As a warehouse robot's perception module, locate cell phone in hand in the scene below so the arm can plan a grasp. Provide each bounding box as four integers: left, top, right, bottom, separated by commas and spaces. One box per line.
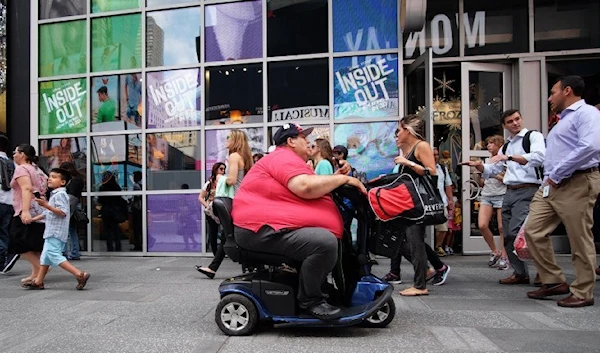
33, 191, 41, 199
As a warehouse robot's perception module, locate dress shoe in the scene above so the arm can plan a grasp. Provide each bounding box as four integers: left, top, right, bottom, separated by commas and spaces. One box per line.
595, 267, 600, 277
499, 275, 530, 285
533, 273, 542, 287
306, 302, 342, 321
557, 294, 594, 308
527, 282, 569, 299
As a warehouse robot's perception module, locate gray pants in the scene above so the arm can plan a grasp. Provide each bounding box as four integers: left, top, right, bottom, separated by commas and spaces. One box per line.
234, 226, 338, 308
502, 186, 538, 277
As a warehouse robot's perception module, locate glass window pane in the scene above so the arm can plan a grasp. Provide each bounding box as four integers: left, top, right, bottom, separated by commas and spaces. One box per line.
147, 194, 202, 252
403, 0, 459, 59
39, 137, 88, 190
267, 0, 328, 56
333, 122, 397, 180
39, 21, 87, 77
467, 71, 504, 149
147, 0, 199, 7
146, 68, 202, 129
463, 0, 529, 56
534, 0, 600, 52
90, 134, 142, 191
77, 197, 90, 252
205, 0, 262, 62
268, 124, 330, 146
91, 14, 142, 72
334, 55, 399, 120
333, 0, 398, 52
146, 7, 201, 68
91, 74, 143, 132
146, 132, 202, 190
92, 0, 140, 13
268, 59, 329, 122
40, 0, 87, 20
205, 64, 263, 126
91, 192, 143, 252
205, 128, 264, 174
39, 79, 87, 135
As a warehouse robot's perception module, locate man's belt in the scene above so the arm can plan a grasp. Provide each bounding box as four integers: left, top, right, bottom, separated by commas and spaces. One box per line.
572, 167, 599, 176
506, 183, 540, 190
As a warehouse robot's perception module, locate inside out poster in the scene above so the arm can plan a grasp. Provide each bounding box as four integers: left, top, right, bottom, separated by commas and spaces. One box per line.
334, 55, 399, 120
39, 79, 87, 135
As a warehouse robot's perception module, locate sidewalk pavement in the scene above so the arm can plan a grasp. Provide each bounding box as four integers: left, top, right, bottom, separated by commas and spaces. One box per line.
1, 255, 599, 353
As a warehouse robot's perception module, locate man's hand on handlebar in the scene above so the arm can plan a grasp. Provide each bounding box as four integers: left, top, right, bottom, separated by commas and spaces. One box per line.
335, 159, 351, 175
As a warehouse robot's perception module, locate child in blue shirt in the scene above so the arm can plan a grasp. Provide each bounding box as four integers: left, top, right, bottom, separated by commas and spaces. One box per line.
26, 168, 90, 290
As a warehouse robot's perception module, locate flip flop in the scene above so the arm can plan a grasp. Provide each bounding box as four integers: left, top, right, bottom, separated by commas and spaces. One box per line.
399, 287, 429, 296
194, 265, 216, 279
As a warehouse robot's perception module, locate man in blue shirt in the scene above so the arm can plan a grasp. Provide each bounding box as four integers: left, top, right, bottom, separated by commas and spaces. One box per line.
525, 76, 600, 308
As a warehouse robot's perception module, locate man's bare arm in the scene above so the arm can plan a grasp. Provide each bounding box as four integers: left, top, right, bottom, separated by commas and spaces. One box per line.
287, 174, 366, 200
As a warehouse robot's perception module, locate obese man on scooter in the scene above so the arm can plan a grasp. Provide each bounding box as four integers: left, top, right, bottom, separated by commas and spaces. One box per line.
231, 123, 366, 321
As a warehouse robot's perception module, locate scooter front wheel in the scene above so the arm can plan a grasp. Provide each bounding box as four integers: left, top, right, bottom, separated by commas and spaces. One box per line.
362, 298, 396, 328
216, 294, 258, 336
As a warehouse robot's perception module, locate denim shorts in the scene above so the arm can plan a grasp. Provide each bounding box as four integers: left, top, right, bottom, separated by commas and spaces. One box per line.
481, 195, 504, 208
40, 237, 67, 267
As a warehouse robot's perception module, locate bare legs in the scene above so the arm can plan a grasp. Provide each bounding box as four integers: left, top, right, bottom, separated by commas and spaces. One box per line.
20, 251, 41, 281
478, 204, 506, 257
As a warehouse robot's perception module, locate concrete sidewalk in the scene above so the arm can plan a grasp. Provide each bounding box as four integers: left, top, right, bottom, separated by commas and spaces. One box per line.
1, 255, 599, 353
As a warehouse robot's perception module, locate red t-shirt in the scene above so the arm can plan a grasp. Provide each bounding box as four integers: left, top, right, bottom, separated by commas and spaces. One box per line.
232, 147, 344, 238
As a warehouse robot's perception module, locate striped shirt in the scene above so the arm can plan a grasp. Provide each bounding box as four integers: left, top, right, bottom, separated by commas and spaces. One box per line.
43, 187, 70, 242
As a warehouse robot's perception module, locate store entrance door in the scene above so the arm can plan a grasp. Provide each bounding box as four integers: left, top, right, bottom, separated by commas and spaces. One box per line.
460, 63, 512, 254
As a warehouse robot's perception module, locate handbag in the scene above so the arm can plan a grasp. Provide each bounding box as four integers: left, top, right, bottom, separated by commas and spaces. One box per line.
215, 176, 235, 198
417, 169, 447, 226
514, 215, 531, 261
72, 209, 90, 225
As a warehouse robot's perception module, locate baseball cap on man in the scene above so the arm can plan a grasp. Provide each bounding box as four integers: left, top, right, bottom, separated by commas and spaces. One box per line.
273, 123, 314, 146
332, 145, 348, 159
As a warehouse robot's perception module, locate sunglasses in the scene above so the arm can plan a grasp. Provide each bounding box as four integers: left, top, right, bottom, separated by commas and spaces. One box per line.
309, 144, 316, 149
218, 167, 226, 170
226, 135, 231, 140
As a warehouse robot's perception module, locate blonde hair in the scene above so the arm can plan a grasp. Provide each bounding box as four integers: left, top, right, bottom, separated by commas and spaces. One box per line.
400, 114, 425, 140
228, 130, 254, 174
485, 135, 505, 147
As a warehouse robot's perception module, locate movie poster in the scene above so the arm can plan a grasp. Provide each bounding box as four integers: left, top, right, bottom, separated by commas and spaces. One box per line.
91, 14, 141, 72
146, 68, 202, 128
39, 138, 88, 182
39, 20, 87, 77
205, 128, 263, 174
39, 79, 87, 135
334, 55, 399, 120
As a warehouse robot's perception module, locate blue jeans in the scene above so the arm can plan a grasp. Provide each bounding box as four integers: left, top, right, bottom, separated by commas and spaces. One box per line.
63, 222, 80, 258
0, 203, 14, 262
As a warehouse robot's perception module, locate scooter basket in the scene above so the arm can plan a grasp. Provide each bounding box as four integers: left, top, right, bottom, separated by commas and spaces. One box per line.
368, 219, 406, 258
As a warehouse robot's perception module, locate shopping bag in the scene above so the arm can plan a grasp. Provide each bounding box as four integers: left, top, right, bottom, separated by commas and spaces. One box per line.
514, 215, 531, 261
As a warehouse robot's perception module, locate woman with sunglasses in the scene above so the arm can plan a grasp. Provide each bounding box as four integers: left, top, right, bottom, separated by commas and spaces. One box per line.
196, 130, 253, 278
198, 162, 226, 258
311, 138, 336, 176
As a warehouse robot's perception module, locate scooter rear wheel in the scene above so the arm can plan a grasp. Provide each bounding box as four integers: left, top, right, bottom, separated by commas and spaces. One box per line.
216, 294, 258, 336
362, 298, 396, 328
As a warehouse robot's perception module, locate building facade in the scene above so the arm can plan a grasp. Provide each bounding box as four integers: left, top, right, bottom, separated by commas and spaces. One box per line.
29, 0, 600, 256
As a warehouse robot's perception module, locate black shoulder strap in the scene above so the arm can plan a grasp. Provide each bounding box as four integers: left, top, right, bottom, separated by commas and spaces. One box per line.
523, 130, 535, 154
501, 143, 508, 155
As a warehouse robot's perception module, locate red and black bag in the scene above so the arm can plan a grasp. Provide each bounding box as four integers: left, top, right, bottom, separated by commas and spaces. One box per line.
367, 173, 424, 222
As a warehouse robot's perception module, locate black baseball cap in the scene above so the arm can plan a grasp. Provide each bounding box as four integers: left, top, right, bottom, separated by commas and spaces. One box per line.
273, 123, 314, 146
332, 145, 348, 159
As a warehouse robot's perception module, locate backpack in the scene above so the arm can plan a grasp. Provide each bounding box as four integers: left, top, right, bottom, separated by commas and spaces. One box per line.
0, 157, 15, 191
501, 130, 545, 180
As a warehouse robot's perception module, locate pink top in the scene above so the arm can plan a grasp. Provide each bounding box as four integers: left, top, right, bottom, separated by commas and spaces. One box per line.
11, 163, 48, 216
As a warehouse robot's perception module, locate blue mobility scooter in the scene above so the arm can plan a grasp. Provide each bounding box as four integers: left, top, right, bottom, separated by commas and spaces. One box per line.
212, 186, 395, 336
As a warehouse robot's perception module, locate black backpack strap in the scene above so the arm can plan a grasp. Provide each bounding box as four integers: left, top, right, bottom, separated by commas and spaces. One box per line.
501, 143, 508, 155
523, 130, 534, 154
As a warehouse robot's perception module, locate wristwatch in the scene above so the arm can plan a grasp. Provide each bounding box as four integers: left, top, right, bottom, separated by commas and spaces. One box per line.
507, 155, 514, 161
409, 162, 416, 168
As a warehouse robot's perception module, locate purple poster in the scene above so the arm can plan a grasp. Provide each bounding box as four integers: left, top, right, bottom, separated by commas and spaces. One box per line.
146, 68, 201, 129
205, 0, 262, 62
147, 194, 202, 252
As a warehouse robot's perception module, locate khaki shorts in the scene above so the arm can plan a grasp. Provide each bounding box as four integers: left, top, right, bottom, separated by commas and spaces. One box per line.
434, 208, 449, 232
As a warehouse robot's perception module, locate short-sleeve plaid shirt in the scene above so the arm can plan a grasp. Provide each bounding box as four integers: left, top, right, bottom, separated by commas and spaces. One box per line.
43, 187, 70, 242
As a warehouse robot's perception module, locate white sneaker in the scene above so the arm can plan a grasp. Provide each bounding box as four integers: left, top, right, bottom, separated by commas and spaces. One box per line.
497, 257, 509, 270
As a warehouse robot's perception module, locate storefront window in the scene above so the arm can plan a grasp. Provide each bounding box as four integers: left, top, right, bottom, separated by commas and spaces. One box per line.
205, 128, 264, 175
332, 0, 397, 53
146, 7, 201, 68
268, 59, 329, 122
146, 132, 202, 190
267, 0, 328, 57
146, 68, 201, 128
40, 0, 86, 20
39, 79, 87, 135
268, 125, 330, 146
90, 134, 142, 191
403, 0, 459, 59
92, 0, 140, 13
39, 20, 87, 77
333, 122, 397, 180
91, 73, 142, 132
39, 137, 88, 189
463, 0, 529, 56
147, 194, 202, 252
205, 64, 263, 125
534, 0, 600, 52
205, 0, 262, 62
147, 0, 199, 7
91, 193, 143, 252
91, 14, 142, 72
333, 55, 399, 120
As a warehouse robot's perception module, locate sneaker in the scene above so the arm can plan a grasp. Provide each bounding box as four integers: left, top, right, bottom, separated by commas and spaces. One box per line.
382, 272, 402, 284
1, 254, 20, 274
436, 246, 447, 257
488, 252, 501, 267
497, 257, 509, 270
444, 246, 454, 255
432, 265, 450, 286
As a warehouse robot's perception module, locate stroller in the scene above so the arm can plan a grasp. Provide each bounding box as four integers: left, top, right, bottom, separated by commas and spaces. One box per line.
212, 185, 396, 336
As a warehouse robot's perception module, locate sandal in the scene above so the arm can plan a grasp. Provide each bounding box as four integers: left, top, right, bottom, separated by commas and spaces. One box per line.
20, 277, 34, 288
194, 265, 216, 279
24, 280, 44, 290
399, 287, 429, 296
76, 272, 90, 290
